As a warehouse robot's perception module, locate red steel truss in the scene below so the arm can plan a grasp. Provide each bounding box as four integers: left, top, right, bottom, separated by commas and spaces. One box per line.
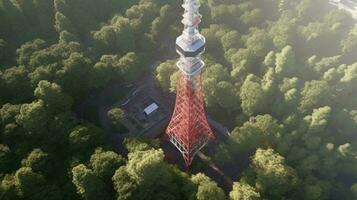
166, 73, 215, 167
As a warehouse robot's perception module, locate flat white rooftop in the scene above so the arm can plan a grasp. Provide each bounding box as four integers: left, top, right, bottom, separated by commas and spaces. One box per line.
144, 103, 159, 115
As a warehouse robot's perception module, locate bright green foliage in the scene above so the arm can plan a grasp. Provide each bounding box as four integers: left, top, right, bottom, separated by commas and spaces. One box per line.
0, 103, 20, 126
230, 115, 282, 153
312, 56, 341, 74
123, 138, 160, 153
112, 166, 137, 200
221, 31, 241, 51
299, 80, 331, 114
279, 77, 299, 93
21, 149, 52, 176
203, 62, 238, 110
126, 148, 164, 180
229, 182, 260, 200
113, 147, 195, 200
214, 81, 237, 109
275, 46, 296, 77
252, 148, 298, 197
14, 167, 60, 200
240, 75, 266, 115
169, 70, 180, 93
57, 52, 92, 97
89, 148, 125, 181
269, 18, 297, 49
341, 63, 357, 82
203, 63, 233, 109
1, 174, 18, 199
191, 173, 226, 200
263, 51, 276, 68
244, 28, 271, 59
54, 12, 75, 33
337, 143, 354, 157
72, 164, 111, 200
34, 80, 73, 113
303, 106, 331, 134
15, 39, 47, 67
107, 108, 125, 132
16, 100, 47, 134
155, 60, 177, 92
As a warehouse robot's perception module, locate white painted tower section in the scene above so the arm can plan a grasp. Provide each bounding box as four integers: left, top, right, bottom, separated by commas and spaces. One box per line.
176, 0, 206, 79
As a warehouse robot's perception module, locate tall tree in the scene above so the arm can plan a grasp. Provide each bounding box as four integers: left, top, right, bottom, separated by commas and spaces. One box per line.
240, 74, 266, 116
54, 12, 75, 33
72, 164, 111, 200
229, 181, 260, 200
275, 45, 296, 77
252, 148, 298, 197
16, 100, 48, 135
299, 80, 331, 114
191, 173, 226, 200
155, 60, 177, 92
89, 148, 125, 181
21, 148, 53, 176
34, 80, 73, 113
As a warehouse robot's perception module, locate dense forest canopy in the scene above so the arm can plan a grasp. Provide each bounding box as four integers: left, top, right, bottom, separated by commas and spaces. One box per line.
0, 0, 356, 199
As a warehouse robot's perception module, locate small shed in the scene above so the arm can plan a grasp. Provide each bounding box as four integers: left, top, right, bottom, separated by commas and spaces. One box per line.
144, 103, 159, 115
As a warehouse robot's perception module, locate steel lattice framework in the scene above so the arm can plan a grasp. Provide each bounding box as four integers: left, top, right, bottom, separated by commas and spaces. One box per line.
166, 0, 214, 167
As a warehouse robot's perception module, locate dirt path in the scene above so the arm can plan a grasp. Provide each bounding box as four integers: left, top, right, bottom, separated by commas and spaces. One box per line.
198, 152, 233, 189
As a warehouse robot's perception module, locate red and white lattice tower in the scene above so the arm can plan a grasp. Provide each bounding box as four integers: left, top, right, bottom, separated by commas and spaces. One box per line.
166, 0, 214, 167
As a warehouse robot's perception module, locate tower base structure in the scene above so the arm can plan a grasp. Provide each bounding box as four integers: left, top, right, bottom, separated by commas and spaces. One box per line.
166, 73, 214, 167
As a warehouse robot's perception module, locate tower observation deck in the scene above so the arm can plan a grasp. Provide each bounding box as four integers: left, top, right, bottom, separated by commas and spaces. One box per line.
166, 0, 215, 167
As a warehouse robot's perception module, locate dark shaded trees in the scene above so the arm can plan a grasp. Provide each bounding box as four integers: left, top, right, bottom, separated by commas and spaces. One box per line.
0, 144, 13, 172
34, 80, 73, 113
68, 124, 105, 157
93, 16, 135, 54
